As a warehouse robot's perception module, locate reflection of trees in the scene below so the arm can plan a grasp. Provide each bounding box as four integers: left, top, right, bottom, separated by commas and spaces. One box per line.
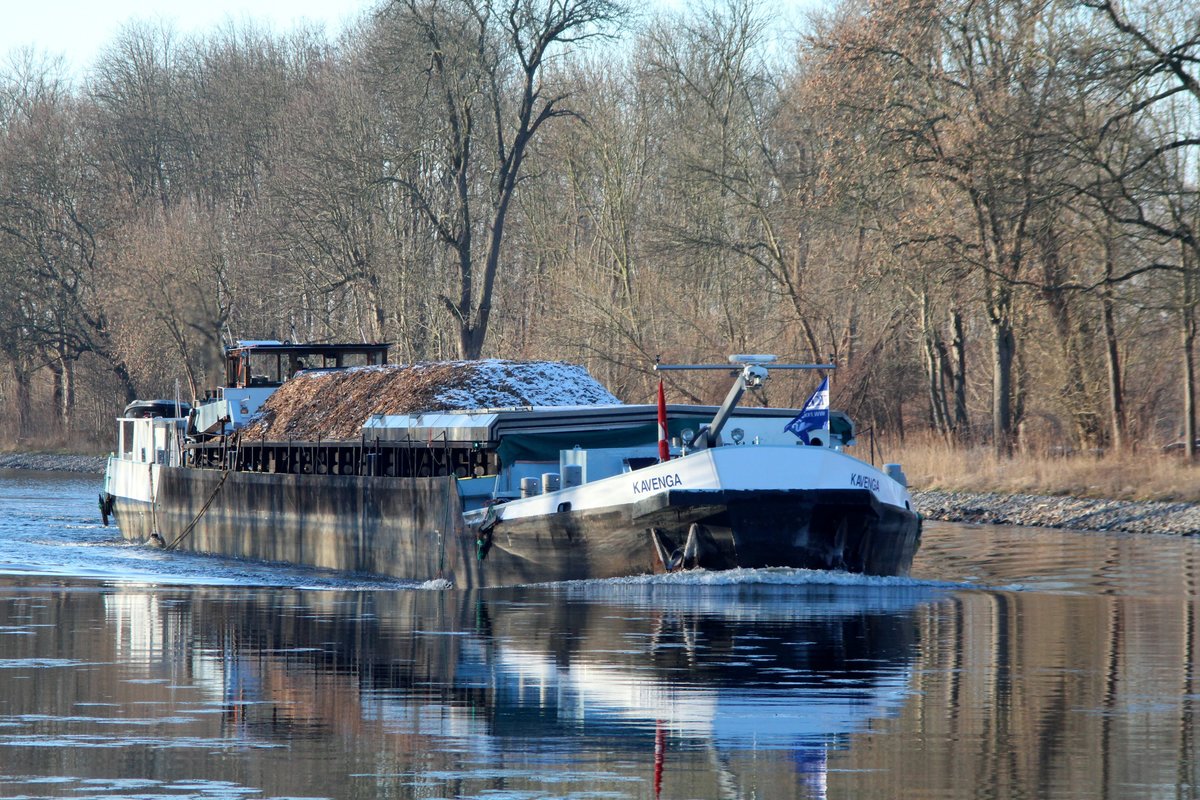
834, 569, 1200, 796
12, 562, 1198, 800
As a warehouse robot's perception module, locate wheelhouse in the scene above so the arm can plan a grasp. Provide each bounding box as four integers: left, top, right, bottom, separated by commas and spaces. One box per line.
224, 341, 390, 388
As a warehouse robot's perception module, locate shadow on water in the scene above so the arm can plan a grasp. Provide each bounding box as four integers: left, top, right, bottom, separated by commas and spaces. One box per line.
0, 580, 937, 799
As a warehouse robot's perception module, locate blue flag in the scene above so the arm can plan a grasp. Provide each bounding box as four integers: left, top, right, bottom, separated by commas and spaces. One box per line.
784, 377, 829, 444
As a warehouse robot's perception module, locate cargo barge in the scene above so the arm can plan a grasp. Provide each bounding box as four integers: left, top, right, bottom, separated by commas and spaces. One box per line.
101, 342, 920, 587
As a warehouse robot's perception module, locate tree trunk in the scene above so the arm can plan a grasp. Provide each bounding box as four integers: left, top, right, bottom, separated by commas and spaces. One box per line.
920, 291, 950, 436
1102, 302, 1125, 452
989, 287, 1016, 456
456, 321, 476, 361
950, 307, 968, 437
11, 363, 33, 442
1100, 237, 1126, 450
991, 318, 1015, 456
1041, 230, 1100, 447
1183, 305, 1197, 464
63, 356, 75, 433
1182, 238, 1197, 463
46, 352, 77, 435
113, 361, 139, 405
924, 336, 949, 434
50, 358, 65, 435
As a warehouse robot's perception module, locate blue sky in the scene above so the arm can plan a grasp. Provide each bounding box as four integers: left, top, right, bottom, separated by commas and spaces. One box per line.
0, 0, 379, 76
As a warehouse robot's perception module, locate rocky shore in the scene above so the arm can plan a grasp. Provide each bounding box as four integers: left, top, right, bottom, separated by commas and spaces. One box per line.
913, 490, 1200, 537
0, 452, 108, 473
2, 453, 1197, 536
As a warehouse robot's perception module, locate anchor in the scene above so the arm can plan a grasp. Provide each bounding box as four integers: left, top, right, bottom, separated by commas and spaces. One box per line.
651, 523, 706, 572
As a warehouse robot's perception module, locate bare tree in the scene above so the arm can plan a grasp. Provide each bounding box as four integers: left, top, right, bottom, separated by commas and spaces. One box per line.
374, 0, 628, 359
1079, 0, 1200, 460
642, 2, 832, 366
0, 50, 139, 424
816, 0, 1080, 454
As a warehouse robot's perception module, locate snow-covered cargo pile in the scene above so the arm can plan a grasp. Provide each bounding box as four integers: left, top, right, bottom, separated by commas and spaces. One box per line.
241, 360, 621, 441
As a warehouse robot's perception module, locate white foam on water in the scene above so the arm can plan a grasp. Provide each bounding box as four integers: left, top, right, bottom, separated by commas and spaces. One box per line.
503, 567, 965, 620
525, 566, 959, 590
0, 658, 102, 669
418, 578, 453, 591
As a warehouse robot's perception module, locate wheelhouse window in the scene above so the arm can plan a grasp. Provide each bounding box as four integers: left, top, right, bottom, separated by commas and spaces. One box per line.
223, 343, 391, 388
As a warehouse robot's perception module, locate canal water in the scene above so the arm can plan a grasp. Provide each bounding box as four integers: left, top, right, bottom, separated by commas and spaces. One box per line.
0, 469, 1196, 800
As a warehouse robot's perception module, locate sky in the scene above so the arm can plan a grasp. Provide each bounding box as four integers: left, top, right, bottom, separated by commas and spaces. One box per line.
2, 0, 823, 82
0, 0, 379, 77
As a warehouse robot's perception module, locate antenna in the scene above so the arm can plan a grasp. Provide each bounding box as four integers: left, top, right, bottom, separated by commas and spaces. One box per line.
654, 354, 836, 372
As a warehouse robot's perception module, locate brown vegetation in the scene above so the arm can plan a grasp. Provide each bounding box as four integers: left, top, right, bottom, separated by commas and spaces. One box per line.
898, 434, 1200, 503
0, 0, 1197, 491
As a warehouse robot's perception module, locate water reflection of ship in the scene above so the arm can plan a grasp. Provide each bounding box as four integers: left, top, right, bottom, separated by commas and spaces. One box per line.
471, 587, 924, 741
105, 583, 933, 797
470, 586, 929, 798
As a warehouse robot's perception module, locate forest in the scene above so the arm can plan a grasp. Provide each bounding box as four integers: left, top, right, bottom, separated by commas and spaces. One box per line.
0, 0, 1197, 466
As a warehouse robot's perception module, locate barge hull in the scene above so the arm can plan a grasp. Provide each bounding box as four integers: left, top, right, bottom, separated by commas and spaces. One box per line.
110, 465, 919, 588
477, 488, 921, 584
112, 464, 474, 584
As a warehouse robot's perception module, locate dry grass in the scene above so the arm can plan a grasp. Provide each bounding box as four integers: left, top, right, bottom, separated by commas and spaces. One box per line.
889, 433, 1200, 502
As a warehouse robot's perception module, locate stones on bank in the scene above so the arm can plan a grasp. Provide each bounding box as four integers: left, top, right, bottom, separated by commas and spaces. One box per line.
0, 453, 107, 473
913, 490, 1200, 537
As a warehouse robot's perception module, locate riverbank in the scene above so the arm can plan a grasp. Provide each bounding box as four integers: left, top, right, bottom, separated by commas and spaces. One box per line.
912, 490, 1200, 537
0, 452, 108, 473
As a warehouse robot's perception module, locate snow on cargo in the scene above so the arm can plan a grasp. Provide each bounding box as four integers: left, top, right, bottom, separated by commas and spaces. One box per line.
436, 360, 620, 409
241, 360, 620, 441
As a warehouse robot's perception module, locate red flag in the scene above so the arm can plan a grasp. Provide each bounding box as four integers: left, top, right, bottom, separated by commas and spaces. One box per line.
654, 720, 666, 798
657, 379, 670, 462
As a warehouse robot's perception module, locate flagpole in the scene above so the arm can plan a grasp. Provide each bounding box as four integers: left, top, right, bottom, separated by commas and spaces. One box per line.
826, 353, 835, 418
784, 376, 830, 445
657, 379, 670, 462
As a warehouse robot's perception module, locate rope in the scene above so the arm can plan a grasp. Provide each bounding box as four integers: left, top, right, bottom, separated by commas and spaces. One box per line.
439, 476, 452, 573
149, 463, 158, 534
165, 469, 232, 551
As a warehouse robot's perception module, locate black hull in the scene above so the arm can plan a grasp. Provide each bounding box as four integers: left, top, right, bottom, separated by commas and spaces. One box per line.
479, 488, 921, 581
111, 467, 921, 588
